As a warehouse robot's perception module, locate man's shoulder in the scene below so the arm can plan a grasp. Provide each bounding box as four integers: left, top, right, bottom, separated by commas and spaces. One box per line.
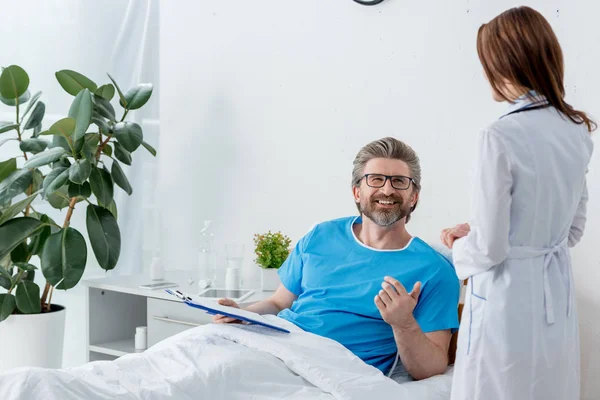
410, 238, 457, 278
308, 216, 356, 234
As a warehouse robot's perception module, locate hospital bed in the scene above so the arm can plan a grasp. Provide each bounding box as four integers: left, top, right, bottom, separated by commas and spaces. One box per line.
0, 250, 462, 399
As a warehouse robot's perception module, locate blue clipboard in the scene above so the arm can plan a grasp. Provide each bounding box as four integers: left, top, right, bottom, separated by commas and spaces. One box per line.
165, 289, 290, 334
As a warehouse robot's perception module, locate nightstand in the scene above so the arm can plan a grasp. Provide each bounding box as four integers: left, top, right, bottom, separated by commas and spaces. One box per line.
84, 272, 272, 361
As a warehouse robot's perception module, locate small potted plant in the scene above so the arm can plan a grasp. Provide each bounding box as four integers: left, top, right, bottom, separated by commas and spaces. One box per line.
253, 231, 291, 291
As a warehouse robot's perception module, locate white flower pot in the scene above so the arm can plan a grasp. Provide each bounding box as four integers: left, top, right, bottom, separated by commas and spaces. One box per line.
0, 304, 66, 373
260, 268, 281, 291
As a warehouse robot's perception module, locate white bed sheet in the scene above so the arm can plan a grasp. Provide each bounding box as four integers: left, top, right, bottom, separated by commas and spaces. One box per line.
0, 316, 453, 399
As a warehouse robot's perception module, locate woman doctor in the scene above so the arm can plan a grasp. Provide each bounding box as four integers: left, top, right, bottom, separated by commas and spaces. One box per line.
441, 6, 595, 400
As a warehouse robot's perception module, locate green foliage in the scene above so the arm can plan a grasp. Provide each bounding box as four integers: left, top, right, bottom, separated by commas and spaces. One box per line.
0, 65, 155, 320
253, 231, 292, 269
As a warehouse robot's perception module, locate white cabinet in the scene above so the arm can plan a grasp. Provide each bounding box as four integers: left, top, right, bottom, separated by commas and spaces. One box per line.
147, 298, 213, 346
84, 272, 270, 362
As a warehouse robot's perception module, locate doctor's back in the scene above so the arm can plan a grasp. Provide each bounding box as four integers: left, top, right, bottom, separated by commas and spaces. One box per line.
492, 103, 592, 248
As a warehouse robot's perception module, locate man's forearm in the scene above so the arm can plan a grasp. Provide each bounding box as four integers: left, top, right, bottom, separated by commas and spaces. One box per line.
244, 299, 285, 315
392, 317, 448, 380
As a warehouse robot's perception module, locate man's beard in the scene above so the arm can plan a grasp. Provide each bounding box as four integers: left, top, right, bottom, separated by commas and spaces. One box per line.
359, 194, 411, 227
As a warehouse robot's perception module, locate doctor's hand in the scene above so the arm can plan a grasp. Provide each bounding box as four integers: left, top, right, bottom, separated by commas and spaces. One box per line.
375, 277, 421, 330
440, 223, 470, 249
212, 298, 242, 324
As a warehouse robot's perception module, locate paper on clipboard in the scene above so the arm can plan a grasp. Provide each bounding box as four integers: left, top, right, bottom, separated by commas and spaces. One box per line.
165, 289, 290, 333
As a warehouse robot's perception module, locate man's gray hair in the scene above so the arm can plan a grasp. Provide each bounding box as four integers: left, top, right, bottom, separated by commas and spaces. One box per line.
351, 137, 421, 223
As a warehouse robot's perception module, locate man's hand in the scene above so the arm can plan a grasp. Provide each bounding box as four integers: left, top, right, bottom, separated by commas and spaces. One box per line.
212, 298, 242, 324
374, 277, 421, 330
440, 223, 470, 249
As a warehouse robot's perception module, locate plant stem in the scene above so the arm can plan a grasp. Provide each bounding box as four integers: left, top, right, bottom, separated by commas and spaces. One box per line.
120, 109, 129, 122
46, 286, 54, 312
40, 282, 51, 311
95, 136, 112, 161
64, 197, 77, 229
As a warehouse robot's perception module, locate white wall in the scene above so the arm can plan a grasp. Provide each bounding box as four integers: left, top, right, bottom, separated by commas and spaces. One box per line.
159, 1, 600, 398
0, 0, 160, 368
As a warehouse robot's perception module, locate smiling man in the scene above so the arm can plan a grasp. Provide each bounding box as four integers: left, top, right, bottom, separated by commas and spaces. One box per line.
215, 137, 460, 383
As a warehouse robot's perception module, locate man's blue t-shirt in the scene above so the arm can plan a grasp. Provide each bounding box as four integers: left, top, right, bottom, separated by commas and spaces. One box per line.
277, 216, 460, 374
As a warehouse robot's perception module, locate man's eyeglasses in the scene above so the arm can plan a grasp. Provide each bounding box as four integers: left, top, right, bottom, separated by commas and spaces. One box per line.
361, 174, 416, 190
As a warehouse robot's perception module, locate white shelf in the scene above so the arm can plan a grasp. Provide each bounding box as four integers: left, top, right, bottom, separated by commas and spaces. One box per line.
89, 339, 140, 357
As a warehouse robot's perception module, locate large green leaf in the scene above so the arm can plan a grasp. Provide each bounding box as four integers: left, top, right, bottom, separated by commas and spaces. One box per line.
15, 281, 40, 314
102, 144, 113, 157
0, 169, 32, 205
141, 141, 156, 157
32, 123, 42, 138
14, 262, 37, 272
0, 90, 31, 107
43, 167, 69, 198
107, 200, 118, 219
47, 186, 70, 210
28, 214, 53, 255
68, 181, 92, 198
55, 70, 97, 96
89, 167, 113, 207
21, 91, 42, 120
92, 95, 116, 122
114, 142, 132, 165
51, 134, 71, 152
111, 160, 132, 195
0, 122, 19, 134
114, 122, 143, 152
23, 147, 67, 169
0, 158, 17, 183
68, 159, 92, 185
19, 138, 48, 154
23, 101, 45, 130
11, 241, 30, 263
120, 83, 153, 110
0, 293, 16, 321
30, 168, 44, 193
0, 217, 44, 260
41, 227, 87, 290
107, 73, 126, 108
68, 89, 93, 142
0, 268, 11, 290
78, 133, 99, 162
86, 205, 121, 271
95, 84, 115, 101
0, 192, 39, 225
0, 65, 29, 99
92, 116, 110, 133
40, 117, 76, 138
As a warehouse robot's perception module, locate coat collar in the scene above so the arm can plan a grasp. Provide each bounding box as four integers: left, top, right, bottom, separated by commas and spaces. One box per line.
501, 90, 548, 118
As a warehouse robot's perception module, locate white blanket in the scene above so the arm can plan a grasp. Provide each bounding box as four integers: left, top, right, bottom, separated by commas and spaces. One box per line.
0, 317, 453, 399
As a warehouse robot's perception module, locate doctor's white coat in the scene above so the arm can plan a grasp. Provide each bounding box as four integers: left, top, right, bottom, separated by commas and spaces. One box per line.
451, 95, 594, 400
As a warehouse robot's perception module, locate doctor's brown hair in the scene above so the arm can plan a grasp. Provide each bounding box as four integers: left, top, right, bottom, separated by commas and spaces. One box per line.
477, 6, 596, 132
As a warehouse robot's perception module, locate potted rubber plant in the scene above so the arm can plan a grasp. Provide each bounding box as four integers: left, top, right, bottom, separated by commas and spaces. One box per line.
0, 65, 155, 372
253, 231, 291, 291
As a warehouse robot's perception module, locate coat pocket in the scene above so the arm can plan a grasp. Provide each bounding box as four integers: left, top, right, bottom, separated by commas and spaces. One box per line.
466, 276, 487, 356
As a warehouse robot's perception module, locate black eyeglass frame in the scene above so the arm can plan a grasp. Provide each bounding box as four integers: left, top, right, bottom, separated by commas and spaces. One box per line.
361, 173, 417, 190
